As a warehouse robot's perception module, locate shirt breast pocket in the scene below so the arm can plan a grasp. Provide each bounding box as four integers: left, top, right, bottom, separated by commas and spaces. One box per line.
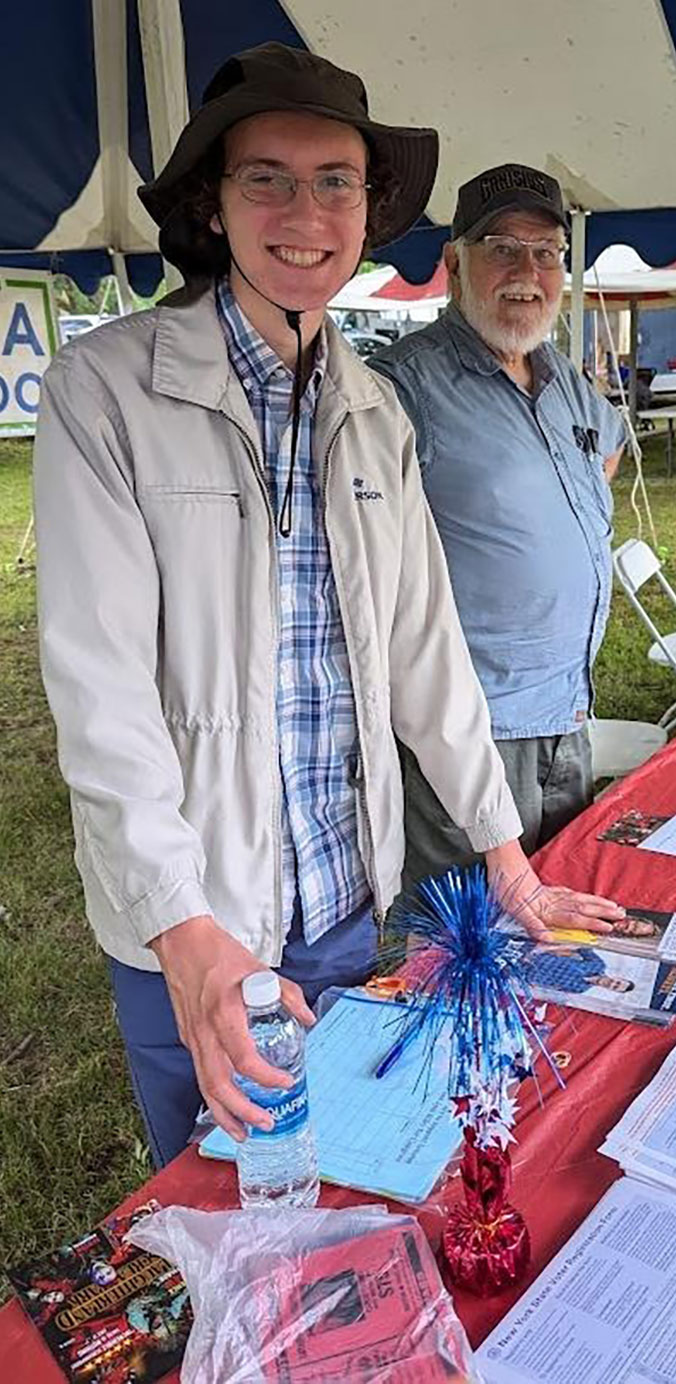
584, 454, 613, 533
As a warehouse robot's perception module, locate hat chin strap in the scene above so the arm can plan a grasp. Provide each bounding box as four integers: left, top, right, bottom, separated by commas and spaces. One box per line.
219, 215, 365, 537
219, 211, 303, 538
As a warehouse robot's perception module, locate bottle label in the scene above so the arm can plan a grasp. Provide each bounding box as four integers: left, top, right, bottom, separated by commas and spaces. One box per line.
248, 1075, 310, 1140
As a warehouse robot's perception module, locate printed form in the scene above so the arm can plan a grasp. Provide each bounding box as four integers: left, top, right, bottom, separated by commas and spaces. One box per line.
200, 991, 462, 1202
477, 1177, 676, 1382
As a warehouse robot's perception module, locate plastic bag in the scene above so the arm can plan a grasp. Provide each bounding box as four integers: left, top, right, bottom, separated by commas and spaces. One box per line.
127, 1203, 479, 1382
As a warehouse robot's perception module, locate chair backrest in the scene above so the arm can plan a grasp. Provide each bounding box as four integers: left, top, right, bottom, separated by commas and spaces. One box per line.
612, 538, 676, 678
612, 538, 662, 595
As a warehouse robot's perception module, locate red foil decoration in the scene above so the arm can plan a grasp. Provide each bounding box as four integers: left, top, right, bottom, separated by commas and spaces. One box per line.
442, 1130, 530, 1297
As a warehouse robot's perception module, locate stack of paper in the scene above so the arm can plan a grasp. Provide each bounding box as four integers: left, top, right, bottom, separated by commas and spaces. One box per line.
200, 989, 463, 1204
599, 1046, 676, 1190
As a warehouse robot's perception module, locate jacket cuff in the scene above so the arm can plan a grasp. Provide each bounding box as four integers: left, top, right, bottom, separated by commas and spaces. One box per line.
129, 878, 214, 948
466, 801, 523, 853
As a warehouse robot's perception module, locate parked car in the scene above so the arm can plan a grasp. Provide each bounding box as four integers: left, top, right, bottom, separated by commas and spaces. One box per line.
342, 329, 392, 360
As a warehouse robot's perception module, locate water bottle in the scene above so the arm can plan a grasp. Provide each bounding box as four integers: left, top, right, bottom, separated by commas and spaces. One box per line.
236, 970, 320, 1208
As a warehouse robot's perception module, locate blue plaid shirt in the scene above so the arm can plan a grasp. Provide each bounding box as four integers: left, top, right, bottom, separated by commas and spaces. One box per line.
217, 281, 371, 943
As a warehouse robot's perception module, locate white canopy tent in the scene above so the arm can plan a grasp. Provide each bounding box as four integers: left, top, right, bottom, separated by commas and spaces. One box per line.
5, 0, 676, 352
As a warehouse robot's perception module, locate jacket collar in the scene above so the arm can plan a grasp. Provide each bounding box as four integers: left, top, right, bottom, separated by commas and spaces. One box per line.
152, 281, 383, 419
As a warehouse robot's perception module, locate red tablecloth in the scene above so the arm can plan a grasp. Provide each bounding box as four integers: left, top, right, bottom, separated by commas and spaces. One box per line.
4, 741, 676, 1378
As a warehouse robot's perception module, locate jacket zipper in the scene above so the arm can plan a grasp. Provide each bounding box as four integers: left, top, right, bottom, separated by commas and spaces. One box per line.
321, 419, 384, 937
220, 412, 284, 952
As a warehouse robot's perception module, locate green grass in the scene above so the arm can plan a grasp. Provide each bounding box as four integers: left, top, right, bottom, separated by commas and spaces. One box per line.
0, 441, 148, 1296
594, 436, 676, 722
1, 427, 676, 1292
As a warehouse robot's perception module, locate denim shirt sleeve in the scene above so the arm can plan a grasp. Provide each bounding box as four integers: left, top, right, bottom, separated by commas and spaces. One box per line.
592, 387, 627, 459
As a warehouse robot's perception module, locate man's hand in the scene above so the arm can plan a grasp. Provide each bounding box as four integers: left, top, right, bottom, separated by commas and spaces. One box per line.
485, 840, 625, 944
150, 915, 316, 1141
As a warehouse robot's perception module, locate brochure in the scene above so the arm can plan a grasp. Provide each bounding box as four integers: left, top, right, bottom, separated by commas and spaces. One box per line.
495, 932, 676, 1025
599, 1045, 676, 1191
507, 906, 676, 964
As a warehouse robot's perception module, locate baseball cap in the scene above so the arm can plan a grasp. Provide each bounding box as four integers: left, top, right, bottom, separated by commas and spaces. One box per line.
452, 163, 568, 242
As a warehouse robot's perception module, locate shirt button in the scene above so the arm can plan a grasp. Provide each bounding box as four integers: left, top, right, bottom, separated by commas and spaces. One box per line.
242, 378, 252, 391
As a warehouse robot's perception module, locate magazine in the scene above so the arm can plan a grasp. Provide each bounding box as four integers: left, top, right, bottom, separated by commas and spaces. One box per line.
496, 932, 676, 1025
520, 906, 676, 964
7, 1199, 191, 1383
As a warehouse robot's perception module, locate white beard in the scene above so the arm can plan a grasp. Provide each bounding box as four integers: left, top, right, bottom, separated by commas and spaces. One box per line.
458, 274, 562, 357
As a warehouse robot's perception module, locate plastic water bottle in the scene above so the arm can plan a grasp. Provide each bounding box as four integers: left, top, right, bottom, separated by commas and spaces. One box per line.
236, 970, 319, 1208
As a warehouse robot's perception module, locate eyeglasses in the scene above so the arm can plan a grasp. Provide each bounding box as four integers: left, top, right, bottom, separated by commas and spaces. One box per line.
224, 166, 370, 211
477, 234, 568, 270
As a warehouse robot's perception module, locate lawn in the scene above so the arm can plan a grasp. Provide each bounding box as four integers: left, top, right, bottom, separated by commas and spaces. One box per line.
1, 428, 676, 1293
0, 440, 149, 1296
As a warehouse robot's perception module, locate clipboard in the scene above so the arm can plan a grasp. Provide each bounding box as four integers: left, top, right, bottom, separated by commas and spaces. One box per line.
200, 989, 461, 1204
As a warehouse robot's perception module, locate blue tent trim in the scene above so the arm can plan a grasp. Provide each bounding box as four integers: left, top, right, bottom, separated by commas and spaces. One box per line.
3, 0, 676, 291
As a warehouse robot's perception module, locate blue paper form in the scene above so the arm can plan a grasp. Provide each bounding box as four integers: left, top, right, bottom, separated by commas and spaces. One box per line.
199, 990, 461, 1203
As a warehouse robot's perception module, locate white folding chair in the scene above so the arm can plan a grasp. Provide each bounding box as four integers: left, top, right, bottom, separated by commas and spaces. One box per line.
587, 717, 666, 783
612, 537, 676, 733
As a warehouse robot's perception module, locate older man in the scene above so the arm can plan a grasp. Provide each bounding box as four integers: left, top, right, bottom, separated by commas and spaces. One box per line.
371, 164, 625, 884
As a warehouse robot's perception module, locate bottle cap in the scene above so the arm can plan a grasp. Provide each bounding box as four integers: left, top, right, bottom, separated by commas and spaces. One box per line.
242, 970, 281, 1008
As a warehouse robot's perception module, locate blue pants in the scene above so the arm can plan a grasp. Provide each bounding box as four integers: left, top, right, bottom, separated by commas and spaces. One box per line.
109, 899, 377, 1168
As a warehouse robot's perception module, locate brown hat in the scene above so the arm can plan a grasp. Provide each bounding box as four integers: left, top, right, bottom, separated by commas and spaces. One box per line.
138, 42, 439, 258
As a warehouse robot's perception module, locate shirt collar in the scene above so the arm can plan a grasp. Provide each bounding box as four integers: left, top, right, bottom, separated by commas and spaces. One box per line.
216, 277, 326, 400
443, 299, 554, 391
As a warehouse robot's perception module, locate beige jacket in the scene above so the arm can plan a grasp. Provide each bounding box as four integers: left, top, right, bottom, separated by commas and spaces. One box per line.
33, 285, 521, 971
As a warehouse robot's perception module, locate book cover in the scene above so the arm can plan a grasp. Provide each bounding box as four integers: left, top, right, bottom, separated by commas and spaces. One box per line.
7, 1199, 191, 1382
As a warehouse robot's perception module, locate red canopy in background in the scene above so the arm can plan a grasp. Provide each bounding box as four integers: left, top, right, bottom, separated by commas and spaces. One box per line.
375, 260, 448, 301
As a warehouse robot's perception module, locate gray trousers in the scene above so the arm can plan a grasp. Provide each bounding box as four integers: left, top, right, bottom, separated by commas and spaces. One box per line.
401, 725, 593, 888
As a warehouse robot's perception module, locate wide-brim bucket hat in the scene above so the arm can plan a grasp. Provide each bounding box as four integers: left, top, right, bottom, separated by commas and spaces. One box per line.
138, 42, 439, 254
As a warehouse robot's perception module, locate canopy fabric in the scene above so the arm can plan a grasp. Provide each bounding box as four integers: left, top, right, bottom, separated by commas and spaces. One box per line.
376, 261, 448, 301
3, 0, 676, 293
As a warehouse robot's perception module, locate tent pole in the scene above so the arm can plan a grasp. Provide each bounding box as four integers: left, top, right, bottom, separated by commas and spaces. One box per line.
629, 298, 639, 425
569, 207, 586, 374
111, 250, 134, 316
92, 0, 132, 294
137, 0, 190, 294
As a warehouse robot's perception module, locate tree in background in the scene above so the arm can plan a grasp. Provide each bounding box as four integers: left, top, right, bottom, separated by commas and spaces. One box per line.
52, 273, 166, 316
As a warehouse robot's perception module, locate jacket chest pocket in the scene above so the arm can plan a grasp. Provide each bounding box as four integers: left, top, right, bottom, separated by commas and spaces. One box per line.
136, 486, 247, 585
138, 484, 243, 511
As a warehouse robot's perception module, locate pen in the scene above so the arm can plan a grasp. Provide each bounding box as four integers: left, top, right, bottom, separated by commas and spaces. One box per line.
374, 1009, 428, 1079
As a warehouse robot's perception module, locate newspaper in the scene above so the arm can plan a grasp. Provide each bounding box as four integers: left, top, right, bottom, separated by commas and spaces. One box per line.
477, 1177, 676, 1382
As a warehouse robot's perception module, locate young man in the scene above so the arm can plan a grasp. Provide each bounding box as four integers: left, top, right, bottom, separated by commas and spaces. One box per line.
34, 53, 623, 1166
370, 164, 626, 884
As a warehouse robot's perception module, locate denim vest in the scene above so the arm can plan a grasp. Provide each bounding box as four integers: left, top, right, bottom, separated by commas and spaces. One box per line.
370, 305, 625, 739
